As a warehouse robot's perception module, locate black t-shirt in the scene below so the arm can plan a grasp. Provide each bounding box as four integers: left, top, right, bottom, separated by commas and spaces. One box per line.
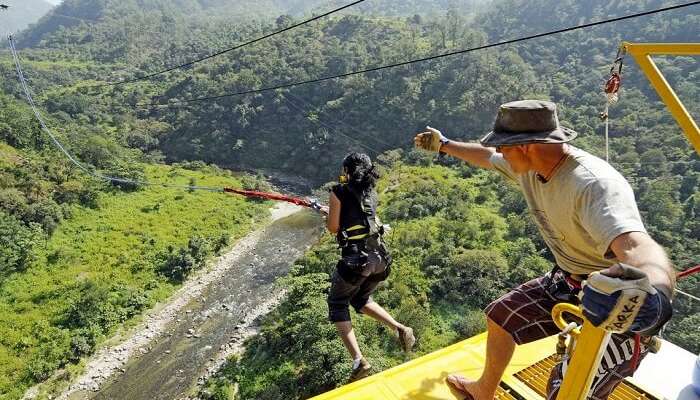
331, 183, 377, 243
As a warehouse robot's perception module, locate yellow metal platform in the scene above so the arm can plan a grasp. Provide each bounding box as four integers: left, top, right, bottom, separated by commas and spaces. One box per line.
310, 333, 556, 400
310, 333, 662, 400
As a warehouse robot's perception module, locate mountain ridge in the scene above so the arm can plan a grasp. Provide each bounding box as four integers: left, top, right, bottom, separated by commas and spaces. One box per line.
17, 0, 490, 48
2, 0, 54, 34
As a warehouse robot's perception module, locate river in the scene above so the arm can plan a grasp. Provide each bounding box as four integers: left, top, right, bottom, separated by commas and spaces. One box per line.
64, 206, 324, 400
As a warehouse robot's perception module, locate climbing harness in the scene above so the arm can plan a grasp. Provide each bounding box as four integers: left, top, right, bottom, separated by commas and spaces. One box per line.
332, 183, 391, 280
335, 186, 387, 249
600, 45, 626, 162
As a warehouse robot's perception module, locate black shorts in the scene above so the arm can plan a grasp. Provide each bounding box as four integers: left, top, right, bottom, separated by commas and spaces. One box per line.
327, 248, 391, 323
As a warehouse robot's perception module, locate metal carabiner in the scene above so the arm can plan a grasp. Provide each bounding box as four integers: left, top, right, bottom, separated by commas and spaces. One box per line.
610, 44, 627, 75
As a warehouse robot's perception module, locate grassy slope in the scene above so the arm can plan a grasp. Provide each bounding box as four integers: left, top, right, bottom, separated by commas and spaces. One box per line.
0, 158, 271, 399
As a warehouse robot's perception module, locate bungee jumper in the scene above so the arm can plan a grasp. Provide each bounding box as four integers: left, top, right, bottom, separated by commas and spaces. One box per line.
325, 152, 415, 382
414, 100, 676, 400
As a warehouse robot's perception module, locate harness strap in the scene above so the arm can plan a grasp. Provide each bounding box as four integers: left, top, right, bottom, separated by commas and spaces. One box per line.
337, 184, 384, 248
565, 274, 583, 290
630, 334, 642, 370
343, 224, 370, 241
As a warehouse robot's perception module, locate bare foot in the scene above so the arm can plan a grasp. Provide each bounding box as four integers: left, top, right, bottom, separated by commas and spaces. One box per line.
446, 375, 494, 400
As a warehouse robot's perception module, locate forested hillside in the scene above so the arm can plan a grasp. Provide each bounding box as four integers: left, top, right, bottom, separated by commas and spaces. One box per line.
1, 0, 54, 34
0, 93, 271, 399
18, 0, 490, 49
15, 0, 696, 185
1, 9, 273, 397
0, 0, 697, 398
12, 0, 693, 263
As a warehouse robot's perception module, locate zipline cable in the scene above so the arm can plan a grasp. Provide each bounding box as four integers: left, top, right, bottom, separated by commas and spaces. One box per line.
9, 35, 337, 213
137, 1, 700, 108
8, 35, 222, 193
95, 0, 367, 88
675, 264, 700, 302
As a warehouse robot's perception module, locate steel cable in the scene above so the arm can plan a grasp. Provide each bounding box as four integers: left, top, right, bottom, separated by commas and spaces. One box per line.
137, 1, 700, 108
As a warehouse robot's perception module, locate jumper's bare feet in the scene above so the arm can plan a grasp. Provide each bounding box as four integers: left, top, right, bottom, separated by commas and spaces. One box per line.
446, 375, 494, 400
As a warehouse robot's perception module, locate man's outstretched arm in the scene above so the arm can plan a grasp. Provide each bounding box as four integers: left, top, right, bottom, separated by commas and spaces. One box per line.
414, 126, 495, 169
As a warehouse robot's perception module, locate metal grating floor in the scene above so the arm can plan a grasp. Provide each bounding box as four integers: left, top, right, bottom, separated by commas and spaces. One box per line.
514, 355, 658, 400
495, 387, 519, 400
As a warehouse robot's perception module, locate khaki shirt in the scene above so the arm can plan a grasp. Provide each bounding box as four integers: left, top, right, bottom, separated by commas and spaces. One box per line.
490, 146, 646, 275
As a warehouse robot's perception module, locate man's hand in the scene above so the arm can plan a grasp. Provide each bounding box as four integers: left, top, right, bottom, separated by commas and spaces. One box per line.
414, 126, 448, 152
582, 263, 671, 335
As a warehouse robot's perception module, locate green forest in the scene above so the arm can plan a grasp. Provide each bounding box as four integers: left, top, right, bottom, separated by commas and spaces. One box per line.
0, 0, 698, 399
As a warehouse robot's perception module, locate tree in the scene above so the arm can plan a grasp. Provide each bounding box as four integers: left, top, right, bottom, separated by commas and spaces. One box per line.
432, 249, 510, 308
0, 211, 42, 276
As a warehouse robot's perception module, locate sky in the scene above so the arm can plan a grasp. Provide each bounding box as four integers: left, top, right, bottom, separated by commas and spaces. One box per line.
45, 0, 63, 4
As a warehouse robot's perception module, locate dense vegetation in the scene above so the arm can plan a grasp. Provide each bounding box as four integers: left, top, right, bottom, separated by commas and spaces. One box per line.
0, 0, 697, 398
0, 58, 271, 398
0, 134, 270, 398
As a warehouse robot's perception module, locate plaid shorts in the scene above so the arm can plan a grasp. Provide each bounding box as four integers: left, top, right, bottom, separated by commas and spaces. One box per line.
485, 270, 647, 400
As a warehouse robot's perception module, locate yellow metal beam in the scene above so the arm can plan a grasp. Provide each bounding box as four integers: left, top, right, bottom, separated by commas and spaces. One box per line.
624, 42, 700, 56
552, 304, 610, 400
622, 42, 700, 154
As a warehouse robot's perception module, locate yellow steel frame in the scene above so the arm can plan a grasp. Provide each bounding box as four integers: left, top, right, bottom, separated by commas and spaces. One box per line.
552, 304, 610, 400
552, 42, 700, 399
622, 42, 700, 154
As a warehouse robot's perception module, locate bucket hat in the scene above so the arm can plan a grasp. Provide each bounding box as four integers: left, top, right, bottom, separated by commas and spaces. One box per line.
480, 100, 577, 147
